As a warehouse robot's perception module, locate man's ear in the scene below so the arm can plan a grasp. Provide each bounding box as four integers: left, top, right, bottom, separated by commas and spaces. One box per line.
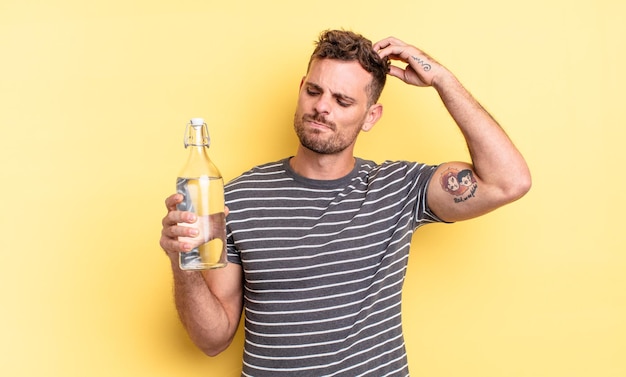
361, 103, 383, 132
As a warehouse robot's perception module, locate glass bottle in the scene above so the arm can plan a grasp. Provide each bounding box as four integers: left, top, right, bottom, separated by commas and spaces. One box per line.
176, 118, 227, 270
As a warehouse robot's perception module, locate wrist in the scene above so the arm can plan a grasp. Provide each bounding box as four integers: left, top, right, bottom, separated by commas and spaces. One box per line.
431, 67, 456, 91
167, 251, 181, 270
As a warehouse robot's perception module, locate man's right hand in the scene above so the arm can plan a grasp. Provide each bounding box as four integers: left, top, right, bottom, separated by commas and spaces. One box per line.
160, 193, 243, 356
160, 193, 200, 257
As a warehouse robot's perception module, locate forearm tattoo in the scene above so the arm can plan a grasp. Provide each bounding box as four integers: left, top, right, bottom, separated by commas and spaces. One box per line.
411, 55, 431, 71
440, 168, 478, 203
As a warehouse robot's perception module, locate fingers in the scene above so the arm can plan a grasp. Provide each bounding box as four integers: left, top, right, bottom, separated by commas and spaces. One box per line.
374, 36, 410, 61
163, 193, 197, 224
161, 193, 199, 255
373, 36, 406, 52
161, 194, 230, 256
161, 207, 197, 254
387, 65, 408, 81
160, 235, 193, 255
160, 217, 199, 254
165, 193, 183, 211
374, 36, 442, 87
162, 208, 197, 227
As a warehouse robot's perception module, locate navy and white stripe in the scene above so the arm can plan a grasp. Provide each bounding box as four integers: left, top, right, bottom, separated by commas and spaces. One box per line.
225, 158, 442, 376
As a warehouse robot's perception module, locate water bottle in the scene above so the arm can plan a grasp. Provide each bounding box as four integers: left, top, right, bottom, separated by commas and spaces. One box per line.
176, 118, 227, 270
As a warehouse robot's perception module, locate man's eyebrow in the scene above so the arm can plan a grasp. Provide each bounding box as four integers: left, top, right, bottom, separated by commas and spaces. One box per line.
305, 82, 323, 91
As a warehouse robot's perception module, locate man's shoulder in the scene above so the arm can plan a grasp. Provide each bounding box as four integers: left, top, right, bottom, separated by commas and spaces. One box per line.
225, 158, 289, 188
356, 158, 434, 175
242, 158, 287, 175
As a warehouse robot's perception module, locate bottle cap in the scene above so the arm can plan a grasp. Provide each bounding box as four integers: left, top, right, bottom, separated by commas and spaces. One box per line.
190, 118, 204, 126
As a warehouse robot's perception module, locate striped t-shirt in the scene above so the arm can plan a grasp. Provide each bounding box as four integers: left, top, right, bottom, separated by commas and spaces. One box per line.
225, 158, 442, 376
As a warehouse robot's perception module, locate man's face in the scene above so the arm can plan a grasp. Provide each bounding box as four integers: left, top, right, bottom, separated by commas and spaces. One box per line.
293, 59, 374, 155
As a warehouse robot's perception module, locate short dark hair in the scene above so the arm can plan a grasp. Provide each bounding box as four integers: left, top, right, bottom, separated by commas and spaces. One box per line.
308, 29, 389, 105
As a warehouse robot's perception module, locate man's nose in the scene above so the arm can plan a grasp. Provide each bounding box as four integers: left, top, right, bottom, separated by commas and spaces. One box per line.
313, 94, 331, 114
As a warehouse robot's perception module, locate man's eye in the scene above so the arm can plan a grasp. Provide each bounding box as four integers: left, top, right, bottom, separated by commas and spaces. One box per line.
337, 100, 350, 107
306, 88, 320, 96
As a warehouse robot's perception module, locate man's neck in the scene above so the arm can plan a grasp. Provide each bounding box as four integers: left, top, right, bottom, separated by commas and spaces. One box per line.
289, 147, 356, 180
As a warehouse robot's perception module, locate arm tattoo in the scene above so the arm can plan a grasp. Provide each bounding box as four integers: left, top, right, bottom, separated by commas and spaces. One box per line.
410, 55, 431, 71
440, 168, 478, 203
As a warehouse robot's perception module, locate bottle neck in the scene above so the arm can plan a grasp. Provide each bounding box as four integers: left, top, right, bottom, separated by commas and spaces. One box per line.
185, 123, 210, 148
185, 124, 211, 166
178, 122, 219, 178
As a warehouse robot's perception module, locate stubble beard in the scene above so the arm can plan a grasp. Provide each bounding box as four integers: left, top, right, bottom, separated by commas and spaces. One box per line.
293, 113, 359, 155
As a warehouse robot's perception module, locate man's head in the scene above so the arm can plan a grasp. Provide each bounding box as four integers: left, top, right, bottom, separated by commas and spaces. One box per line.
308, 30, 389, 106
293, 30, 387, 157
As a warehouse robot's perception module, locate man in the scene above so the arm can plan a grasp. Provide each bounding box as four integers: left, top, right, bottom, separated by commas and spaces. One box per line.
160, 29, 531, 376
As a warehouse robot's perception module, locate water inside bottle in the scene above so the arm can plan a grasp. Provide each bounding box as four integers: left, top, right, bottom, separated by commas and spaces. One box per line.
176, 177, 227, 270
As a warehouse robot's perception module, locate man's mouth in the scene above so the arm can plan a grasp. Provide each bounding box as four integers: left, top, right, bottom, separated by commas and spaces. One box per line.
304, 115, 335, 131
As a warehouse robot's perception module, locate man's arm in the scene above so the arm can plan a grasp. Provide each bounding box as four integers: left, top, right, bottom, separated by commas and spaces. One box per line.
374, 37, 531, 222
160, 194, 243, 356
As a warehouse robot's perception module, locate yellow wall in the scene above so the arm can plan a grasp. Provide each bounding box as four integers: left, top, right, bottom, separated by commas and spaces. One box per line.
1, 0, 624, 376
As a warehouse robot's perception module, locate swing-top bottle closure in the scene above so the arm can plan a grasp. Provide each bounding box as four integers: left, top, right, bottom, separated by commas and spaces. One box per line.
184, 117, 211, 148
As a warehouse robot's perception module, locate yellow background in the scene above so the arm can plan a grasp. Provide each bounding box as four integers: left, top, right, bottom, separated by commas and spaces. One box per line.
1, 0, 624, 376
